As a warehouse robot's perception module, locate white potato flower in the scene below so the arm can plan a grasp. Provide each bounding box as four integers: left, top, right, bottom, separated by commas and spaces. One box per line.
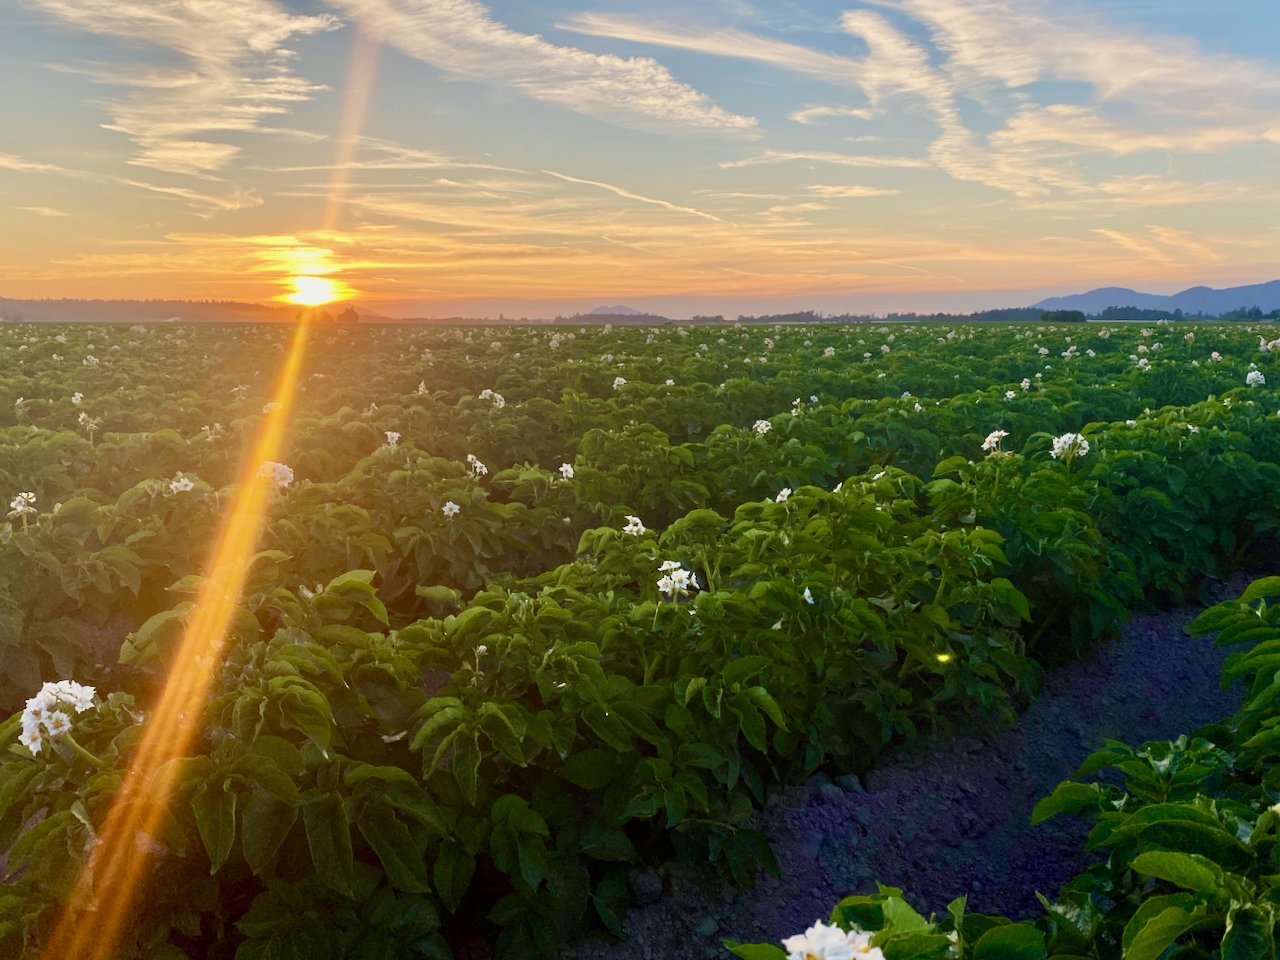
442, 500, 461, 518
753, 419, 772, 435
775, 487, 792, 503
623, 515, 645, 536
18, 680, 96, 755
258, 461, 294, 489
168, 472, 194, 494
782, 920, 884, 960
385, 431, 401, 446
1247, 370, 1266, 387
1050, 433, 1090, 461
982, 429, 1009, 453
8, 491, 37, 518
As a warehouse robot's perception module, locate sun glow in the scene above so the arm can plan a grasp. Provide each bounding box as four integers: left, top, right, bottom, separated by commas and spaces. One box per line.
284, 274, 342, 306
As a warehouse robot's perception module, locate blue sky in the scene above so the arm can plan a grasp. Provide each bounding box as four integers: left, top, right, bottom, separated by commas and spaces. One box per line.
1, 0, 1278, 316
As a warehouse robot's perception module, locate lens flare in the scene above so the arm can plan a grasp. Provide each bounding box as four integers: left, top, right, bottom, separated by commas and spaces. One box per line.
42, 317, 312, 960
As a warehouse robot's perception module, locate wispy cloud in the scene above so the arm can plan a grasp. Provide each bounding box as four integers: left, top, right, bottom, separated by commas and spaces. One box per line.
542, 170, 725, 223
719, 150, 929, 169
791, 105, 877, 125
805, 184, 901, 199
1092, 228, 1174, 263
328, 0, 757, 135
17, 206, 70, 217
29, 0, 339, 175
0, 148, 263, 217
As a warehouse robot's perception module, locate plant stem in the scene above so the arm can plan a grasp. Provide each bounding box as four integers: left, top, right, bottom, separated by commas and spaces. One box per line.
63, 733, 106, 769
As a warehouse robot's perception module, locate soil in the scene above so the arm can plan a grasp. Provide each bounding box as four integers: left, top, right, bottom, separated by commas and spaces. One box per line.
565, 577, 1249, 960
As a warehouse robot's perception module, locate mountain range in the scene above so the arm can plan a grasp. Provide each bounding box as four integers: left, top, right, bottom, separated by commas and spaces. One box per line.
1034, 279, 1280, 315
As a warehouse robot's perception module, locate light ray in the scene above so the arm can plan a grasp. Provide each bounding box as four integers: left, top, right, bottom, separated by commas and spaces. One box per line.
324, 25, 382, 233
45, 23, 384, 956
43, 316, 312, 960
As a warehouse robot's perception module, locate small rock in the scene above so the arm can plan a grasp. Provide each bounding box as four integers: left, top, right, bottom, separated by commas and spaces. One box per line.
695, 916, 720, 938
805, 771, 832, 790
835, 773, 863, 793
629, 869, 664, 905
819, 783, 846, 805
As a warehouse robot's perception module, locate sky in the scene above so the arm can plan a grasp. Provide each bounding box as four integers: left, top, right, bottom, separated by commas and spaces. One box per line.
1, 0, 1278, 317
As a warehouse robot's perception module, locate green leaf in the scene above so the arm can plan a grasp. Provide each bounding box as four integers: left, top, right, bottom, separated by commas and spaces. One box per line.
357, 803, 430, 894
559, 749, 620, 790
1131, 851, 1225, 895
722, 943, 787, 960
1242, 578, 1280, 604
192, 782, 237, 874
1222, 905, 1276, 960
972, 923, 1046, 960
433, 841, 476, 914
241, 791, 298, 876
1123, 901, 1208, 960
452, 730, 482, 805
744, 686, 788, 731
881, 931, 956, 960
1030, 781, 1105, 825
303, 794, 354, 897
723, 656, 772, 687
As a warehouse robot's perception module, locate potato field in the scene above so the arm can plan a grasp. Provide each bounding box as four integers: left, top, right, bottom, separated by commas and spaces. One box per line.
4, 319, 1280, 960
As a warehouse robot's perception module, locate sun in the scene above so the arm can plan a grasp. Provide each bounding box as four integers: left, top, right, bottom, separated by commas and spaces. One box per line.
284, 274, 342, 306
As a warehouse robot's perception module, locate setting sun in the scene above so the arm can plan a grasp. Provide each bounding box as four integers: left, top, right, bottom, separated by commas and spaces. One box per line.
284, 274, 342, 307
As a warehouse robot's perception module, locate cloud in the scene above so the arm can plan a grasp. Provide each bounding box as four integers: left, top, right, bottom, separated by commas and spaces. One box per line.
869, 0, 1280, 111
1092, 228, 1173, 263
17, 206, 70, 217
328, 0, 757, 135
805, 184, 901, 199
29, 0, 339, 175
560, 12, 876, 88
719, 150, 929, 169
542, 170, 725, 223
791, 105, 877, 125
0, 148, 262, 216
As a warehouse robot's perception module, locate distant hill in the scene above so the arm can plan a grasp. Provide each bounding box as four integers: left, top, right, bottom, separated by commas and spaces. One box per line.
0, 297, 381, 324
1034, 280, 1280, 316
588, 305, 643, 316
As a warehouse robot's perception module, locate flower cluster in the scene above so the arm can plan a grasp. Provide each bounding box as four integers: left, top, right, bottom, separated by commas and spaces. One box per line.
622, 515, 645, 536
1050, 432, 1090, 461
258, 460, 294, 489
465, 454, 488, 479
385, 430, 401, 447
612, 376, 627, 390
753, 419, 772, 436
981, 429, 1009, 453
168, 472, 194, 494
1247, 370, 1266, 387
8, 491, 36, 519
782, 920, 884, 960
656, 560, 698, 599
19, 680, 96, 755
478, 388, 505, 408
